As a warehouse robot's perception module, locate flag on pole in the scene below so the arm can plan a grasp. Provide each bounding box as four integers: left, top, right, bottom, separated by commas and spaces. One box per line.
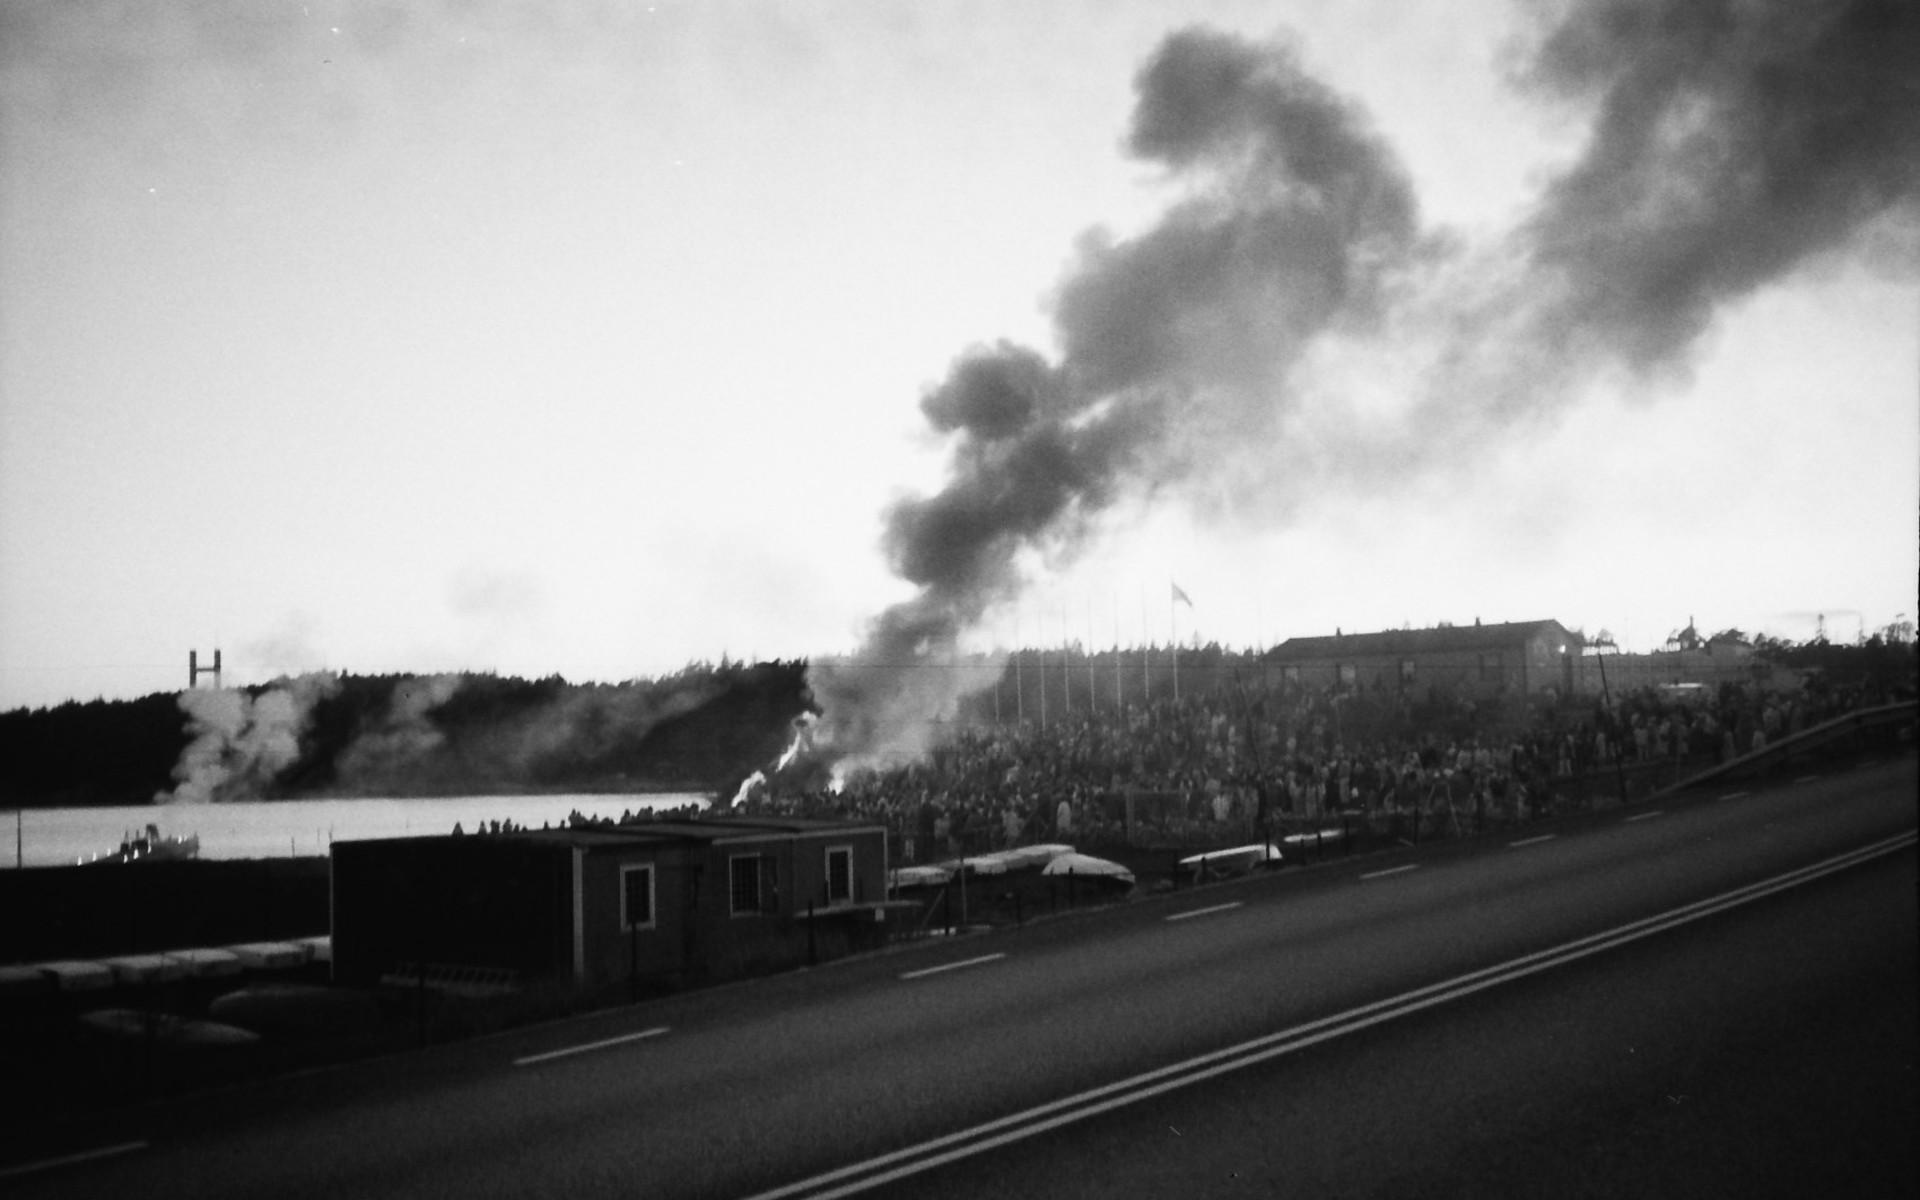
1171, 581, 1194, 608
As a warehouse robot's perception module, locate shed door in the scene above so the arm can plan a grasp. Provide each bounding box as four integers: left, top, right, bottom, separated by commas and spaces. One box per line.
826, 845, 853, 905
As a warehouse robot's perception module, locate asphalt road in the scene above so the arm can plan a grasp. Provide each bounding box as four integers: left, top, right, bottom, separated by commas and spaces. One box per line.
7, 755, 1914, 1199
883, 826, 1917, 1200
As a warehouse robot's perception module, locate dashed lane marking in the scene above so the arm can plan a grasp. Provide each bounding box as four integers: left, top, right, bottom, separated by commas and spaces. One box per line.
1359, 864, 1420, 880
1718, 791, 1750, 801
0, 1141, 149, 1180
1508, 834, 1557, 848
900, 953, 1006, 981
1625, 810, 1665, 822
514, 1026, 668, 1067
1166, 902, 1243, 922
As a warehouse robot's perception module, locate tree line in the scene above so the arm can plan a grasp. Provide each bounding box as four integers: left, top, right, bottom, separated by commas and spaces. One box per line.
0, 660, 814, 809
2, 634, 1909, 810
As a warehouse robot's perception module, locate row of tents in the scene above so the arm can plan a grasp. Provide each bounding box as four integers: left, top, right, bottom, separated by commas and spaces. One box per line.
888, 845, 1134, 890
886, 826, 1354, 893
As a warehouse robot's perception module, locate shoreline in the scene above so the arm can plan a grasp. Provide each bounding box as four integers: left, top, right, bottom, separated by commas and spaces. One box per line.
7, 785, 718, 812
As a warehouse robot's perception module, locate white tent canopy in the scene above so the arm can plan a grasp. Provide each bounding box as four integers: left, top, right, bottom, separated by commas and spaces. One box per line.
1041, 853, 1135, 885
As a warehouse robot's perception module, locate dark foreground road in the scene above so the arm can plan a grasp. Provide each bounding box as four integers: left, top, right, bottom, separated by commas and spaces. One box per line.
6, 756, 1914, 1199
884, 834, 1916, 1200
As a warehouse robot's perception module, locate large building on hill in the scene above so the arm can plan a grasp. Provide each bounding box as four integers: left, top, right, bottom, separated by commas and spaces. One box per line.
1265, 619, 1583, 700
1266, 618, 1789, 701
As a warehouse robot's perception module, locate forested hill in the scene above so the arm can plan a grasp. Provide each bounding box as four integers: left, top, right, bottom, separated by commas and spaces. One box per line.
0, 660, 814, 809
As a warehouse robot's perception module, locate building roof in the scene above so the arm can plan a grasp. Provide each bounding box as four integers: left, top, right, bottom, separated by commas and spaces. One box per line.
1266, 619, 1578, 662
344, 814, 884, 853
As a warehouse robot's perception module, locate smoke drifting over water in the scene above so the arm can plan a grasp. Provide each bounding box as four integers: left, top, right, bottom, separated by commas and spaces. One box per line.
811, 2, 1919, 772
153, 666, 766, 800
159, 673, 339, 804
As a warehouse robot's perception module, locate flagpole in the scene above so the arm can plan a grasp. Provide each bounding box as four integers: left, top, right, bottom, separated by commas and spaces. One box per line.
1141, 584, 1150, 703
1060, 607, 1071, 718
1015, 613, 1024, 726
1171, 582, 1179, 703
1087, 597, 1096, 716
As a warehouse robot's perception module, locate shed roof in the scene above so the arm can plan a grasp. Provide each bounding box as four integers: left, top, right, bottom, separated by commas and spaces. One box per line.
346, 814, 885, 853
1267, 619, 1578, 661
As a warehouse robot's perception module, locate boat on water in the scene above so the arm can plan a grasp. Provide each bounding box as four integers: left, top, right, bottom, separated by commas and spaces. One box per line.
89, 823, 200, 864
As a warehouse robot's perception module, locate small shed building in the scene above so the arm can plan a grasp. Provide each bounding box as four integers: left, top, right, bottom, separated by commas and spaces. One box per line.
1266, 619, 1582, 700
330, 815, 891, 993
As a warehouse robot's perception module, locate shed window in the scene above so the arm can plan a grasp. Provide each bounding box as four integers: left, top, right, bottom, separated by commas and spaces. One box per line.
826, 845, 853, 905
729, 854, 764, 916
620, 864, 655, 931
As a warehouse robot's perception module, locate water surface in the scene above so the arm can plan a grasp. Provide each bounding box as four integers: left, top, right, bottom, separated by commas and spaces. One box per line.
5, 793, 707, 868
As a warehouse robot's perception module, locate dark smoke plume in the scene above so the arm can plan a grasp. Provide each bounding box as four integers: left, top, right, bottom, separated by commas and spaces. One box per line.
811, 28, 1422, 769
811, 3, 1918, 772
1521, 0, 1919, 369
1401, 0, 1920, 448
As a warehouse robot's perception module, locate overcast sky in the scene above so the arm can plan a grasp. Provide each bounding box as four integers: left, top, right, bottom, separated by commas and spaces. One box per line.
2, 0, 1915, 713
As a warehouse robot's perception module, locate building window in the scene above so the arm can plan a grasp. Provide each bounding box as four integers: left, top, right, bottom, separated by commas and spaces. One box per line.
826, 845, 853, 905
730, 854, 764, 916
1399, 659, 1415, 683
1281, 666, 1300, 684
620, 863, 655, 931
1338, 663, 1356, 687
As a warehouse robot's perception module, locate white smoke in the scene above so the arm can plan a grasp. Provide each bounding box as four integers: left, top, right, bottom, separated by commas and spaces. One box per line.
334, 673, 466, 785
157, 672, 340, 804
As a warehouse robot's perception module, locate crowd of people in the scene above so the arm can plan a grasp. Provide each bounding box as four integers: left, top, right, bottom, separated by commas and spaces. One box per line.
453, 801, 706, 837
746, 669, 1909, 856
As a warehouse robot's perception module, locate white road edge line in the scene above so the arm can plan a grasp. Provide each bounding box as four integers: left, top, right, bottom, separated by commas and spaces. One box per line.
0, 1140, 149, 1180
1166, 902, 1243, 922
743, 828, 1917, 1200
1508, 834, 1557, 848
1625, 810, 1665, 822
514, 1026, 668, 1067
899, 953, 1006, 981
1359, 864, 1420, 880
